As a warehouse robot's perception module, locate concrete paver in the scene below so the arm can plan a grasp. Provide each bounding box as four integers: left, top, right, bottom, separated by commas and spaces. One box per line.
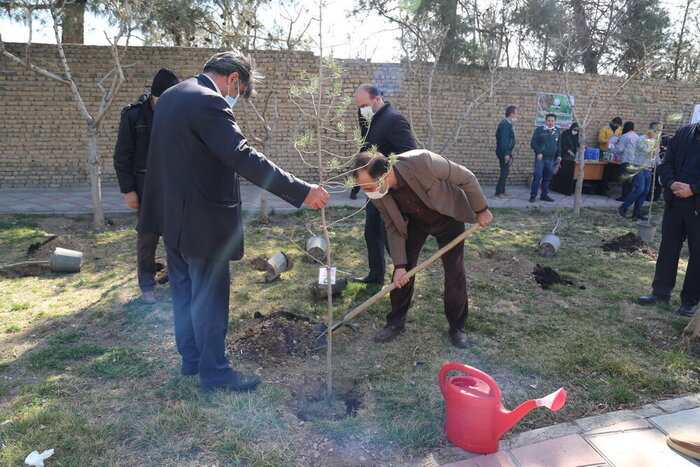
586, 427, 698, 467
443, 451, 517, 467
651, 408, 700, 438
510, 434, 607, 467
0, 183, 626, 215
585, 418, 651, 435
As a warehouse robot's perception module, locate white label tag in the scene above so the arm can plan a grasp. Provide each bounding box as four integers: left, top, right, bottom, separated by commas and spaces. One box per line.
318, 267, 337, 285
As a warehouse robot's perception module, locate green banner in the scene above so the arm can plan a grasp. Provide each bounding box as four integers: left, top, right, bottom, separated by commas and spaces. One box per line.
535, 92, 575, 129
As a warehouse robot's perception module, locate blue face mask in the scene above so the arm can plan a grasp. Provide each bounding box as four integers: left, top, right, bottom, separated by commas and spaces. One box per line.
225, 79, 240, 108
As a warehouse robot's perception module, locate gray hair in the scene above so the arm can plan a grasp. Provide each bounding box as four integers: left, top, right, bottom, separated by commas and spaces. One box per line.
203, 50, 262, 99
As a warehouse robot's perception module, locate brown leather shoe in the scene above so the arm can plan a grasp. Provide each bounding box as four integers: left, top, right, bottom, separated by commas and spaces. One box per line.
373, 325, 404, 343
667, 434, 700, 460
449, 329, 468, 348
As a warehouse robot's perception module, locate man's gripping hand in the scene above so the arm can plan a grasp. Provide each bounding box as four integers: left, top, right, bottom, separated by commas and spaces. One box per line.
392, 267, 410, 289
303, 184, 330, 209
475, 209, 493, 227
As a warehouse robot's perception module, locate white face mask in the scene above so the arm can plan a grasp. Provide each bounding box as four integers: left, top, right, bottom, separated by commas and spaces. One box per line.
225, 79, 240, 108
365, 179, 388, 199
572, 131, 578, 135
360, 105, 374, 121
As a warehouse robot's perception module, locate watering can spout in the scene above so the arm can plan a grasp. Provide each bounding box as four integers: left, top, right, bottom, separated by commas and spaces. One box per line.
497, 388, 567, 437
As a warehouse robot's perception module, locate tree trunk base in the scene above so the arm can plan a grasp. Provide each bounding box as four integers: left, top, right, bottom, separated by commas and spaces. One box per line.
680, 310, 700, 350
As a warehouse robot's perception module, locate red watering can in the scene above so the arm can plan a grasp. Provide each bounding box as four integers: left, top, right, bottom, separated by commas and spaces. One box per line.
440, 362, 567, 454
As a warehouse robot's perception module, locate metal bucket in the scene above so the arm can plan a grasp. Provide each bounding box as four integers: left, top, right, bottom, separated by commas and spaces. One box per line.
50, 247, 83, 273
264, 251, 289, 282
636, 221, 657, 243
538, 234, 561, 258
305, 236, 329, 263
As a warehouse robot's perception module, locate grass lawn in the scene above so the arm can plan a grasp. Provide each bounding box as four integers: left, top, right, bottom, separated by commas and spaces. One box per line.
0, 206, 698, 465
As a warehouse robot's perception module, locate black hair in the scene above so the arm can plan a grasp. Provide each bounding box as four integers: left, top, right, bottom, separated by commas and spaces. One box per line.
649, 121, 663, 131
505, 106, 517, 117
570, 122, 580, 130
622, 121, 635, 134
545, 113, 557, 120
358, 83, 384, 99
612, 117, 623, 125
352, 151, 389, 179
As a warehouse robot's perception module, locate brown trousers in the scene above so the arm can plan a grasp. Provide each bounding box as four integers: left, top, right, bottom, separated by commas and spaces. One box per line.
387, 217, 468, 330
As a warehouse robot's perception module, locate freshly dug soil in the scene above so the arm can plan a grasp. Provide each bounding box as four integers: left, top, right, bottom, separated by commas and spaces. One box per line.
0, 262, 51, 278
601, 233, 645, 253
27, 235, 84, 259
477, 249, 535, 281
289, 379, 363, 421
533, 264, 573, 290
248, 255, 269, 271
229, 311, 318, 363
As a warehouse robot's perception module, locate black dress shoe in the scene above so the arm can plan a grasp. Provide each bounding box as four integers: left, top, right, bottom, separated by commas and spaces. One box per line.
201, 372, 261, 392
373, 324, 404, 343
615, 196, 625, 202
352, 276, 384, 285
637, 294, 670, 305
449, 329, 468, 348
618, 206, 629, 218
540, 195, 555, 202
677, 305, 697, 317
529, 196, 536, 203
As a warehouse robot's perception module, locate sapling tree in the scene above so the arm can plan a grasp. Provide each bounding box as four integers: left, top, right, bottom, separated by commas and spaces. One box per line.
289, 1, 374, 399
0, 0, 141, 229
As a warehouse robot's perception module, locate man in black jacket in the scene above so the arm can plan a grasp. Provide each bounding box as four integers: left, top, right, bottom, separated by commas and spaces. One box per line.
495, 106, 517, 198
113, 68, 179, 305
138, 51, 329, 392
637, 123, 700, 317
352, 83, 417, 284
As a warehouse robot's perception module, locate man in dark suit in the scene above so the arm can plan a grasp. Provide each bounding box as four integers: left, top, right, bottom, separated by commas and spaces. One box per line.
352, 84, 417, 284
139, 51, 329, 392
637, 123, 700, 318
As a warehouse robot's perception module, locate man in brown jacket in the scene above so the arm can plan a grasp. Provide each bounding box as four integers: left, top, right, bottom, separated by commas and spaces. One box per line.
352, 150, 493, 348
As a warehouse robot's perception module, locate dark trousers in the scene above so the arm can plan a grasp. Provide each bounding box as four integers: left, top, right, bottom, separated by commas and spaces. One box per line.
135, 172, 160, 293
621, 169, 651, 216
495, 156, 510, 195
530, 158, 554, 198
165, 244, 235, 386
364, 201, 389, 280
652, 205, 700, 308
388, 218, 468, 330
620, 162, 632, 199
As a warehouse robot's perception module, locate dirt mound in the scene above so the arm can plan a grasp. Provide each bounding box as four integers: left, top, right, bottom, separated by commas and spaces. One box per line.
0, 262, 51, 278
289, 379, 362, 421
601, 233, 645, 253
248, 255, 269, 271
27, 235, 84, 259
533, 264, 573, 289
478, 249, 535, 280
230, 312, 318, 363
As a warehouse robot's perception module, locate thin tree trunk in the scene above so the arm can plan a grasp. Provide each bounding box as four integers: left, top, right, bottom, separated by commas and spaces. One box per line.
673, 0, 692, 81
61, 0, 86, 44
87, 125, 104, 228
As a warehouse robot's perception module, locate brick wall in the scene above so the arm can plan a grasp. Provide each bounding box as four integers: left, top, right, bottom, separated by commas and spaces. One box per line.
1, 43, 699, 188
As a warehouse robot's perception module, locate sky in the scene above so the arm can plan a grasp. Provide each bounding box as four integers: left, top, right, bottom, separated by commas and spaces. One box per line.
0, 0, 685, 63
0, 0, 402, 62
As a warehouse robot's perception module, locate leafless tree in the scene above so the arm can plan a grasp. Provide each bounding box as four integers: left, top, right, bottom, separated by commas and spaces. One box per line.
1, 0, 139, 228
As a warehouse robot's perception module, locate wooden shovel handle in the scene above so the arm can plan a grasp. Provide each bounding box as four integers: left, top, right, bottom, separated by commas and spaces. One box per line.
335, 223, 481, 329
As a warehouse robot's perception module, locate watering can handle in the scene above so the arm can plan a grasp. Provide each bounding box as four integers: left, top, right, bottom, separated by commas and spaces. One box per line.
439, 362, 502, 399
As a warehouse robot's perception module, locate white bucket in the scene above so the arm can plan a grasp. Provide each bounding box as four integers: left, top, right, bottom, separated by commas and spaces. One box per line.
50, 247, 83, 273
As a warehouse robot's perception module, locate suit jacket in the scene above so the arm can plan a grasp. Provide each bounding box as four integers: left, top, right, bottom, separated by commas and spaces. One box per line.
371, 150, 488, 266
658, 123, 700, 214
138, 74, 311, 260
358, 102, 416, 156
